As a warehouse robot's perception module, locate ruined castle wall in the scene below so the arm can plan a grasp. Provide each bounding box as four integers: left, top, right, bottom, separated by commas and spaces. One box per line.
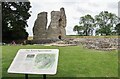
33, 12, 47, 40
47, 11, 61, 39
33, 8, 67, 41
59, 8, 67, 38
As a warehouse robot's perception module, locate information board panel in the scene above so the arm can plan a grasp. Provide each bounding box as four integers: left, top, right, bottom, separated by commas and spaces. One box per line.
8, 49, 59, 75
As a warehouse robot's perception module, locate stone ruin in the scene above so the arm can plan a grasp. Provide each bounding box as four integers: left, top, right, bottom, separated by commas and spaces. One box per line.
33, 7, 66, 42
30, 7, 119, 51
63, 38, 119, 51
42, 37, 119, 51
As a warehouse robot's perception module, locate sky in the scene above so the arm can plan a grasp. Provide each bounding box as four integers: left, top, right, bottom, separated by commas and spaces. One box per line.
27, 0, 120, 36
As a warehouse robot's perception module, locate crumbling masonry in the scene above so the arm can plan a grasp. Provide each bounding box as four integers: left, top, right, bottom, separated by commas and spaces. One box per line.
33, 7, 67, 40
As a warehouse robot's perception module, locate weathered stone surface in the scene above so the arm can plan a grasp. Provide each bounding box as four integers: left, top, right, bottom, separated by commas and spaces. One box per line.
33, 12, 47, 40
59, 8, 66, 38
33, 7, 67, 41
46, 37, 118, 50
70, 38, 119, 51
47, 7, 66, 40
47, 11, 61, 39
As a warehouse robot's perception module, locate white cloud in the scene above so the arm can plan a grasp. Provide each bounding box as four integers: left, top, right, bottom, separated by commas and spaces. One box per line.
107, 2, 118, 9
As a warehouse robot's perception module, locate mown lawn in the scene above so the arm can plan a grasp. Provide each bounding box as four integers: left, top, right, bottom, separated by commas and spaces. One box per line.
2, 45, 118, 78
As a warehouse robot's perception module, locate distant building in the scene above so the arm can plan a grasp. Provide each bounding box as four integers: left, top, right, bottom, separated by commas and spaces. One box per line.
118, 1, 120, 17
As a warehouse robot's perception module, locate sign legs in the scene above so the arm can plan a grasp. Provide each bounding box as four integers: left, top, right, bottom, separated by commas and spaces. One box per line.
25, 74, 28, 79
25, 74, 46, 79
43, 74, 46, 79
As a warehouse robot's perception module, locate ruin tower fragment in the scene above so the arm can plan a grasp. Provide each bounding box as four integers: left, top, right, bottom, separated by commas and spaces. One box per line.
47, 7, 67, 40
33, 7, 67, 41
33, 12, 47, 40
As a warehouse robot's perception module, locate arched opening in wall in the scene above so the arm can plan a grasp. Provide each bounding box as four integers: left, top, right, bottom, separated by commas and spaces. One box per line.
58, 35, 62, 40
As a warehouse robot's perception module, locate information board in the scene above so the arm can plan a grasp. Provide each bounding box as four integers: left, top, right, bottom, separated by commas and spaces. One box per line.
8, 49, 59, 75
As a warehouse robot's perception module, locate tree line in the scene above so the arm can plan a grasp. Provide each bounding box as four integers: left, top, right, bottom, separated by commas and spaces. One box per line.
73, 11, 120, 36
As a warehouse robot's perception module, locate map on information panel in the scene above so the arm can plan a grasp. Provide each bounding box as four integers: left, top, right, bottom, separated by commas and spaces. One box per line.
7, 49, 59, 75
26, 53, 55, 69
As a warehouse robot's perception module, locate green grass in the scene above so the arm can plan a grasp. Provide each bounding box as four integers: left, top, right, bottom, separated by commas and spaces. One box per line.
2, 45, 118, 78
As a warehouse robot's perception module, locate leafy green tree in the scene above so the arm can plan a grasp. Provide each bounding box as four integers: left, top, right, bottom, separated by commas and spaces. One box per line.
95, 11, 119, 35
115, 23, 120, 35
2, 2, 31, 43
73, 25, 83, 35
73, 14, 94, 36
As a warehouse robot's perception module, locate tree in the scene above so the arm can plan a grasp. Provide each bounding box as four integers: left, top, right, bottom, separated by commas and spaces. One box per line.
95, 11, 119, 35
73, 14, 94, 36
2, 2, 31, 43
115, 23, 120, 35
73, 25, 83, 35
